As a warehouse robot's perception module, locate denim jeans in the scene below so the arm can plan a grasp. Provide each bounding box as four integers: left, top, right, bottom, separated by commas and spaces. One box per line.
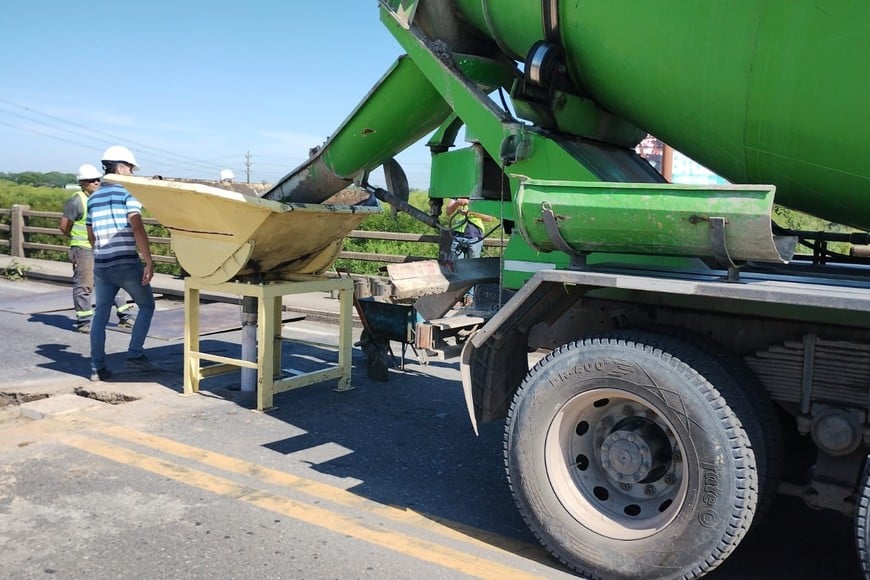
451, 236, 483, 259
91, 263, 155, 372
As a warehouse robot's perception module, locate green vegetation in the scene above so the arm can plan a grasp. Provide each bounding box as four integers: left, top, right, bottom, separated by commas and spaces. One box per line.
773, 204, 856, 256
334, 191, 437, 275
0, 171, 75, 189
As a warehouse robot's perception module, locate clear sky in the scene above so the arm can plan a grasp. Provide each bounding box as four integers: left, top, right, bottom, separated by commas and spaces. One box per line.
0, 1, 433, 187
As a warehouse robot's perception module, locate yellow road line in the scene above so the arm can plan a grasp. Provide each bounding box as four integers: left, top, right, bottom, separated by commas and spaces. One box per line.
83, 420, 547, 563
65, 436, 543, 580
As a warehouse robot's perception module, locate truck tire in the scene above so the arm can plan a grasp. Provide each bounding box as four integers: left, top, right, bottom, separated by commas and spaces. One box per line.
505, 334, 757, 580
855, 456, 870, 579
615, 326, 782, 528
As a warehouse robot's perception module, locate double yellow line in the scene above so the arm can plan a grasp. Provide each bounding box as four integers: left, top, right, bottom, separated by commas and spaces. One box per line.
60, 419, 551, 579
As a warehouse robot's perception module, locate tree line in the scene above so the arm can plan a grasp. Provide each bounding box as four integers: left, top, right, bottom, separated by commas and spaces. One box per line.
0, 171, 76, 189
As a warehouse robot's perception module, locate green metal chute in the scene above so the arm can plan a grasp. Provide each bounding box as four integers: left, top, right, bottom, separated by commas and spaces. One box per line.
515, 179, 793, 264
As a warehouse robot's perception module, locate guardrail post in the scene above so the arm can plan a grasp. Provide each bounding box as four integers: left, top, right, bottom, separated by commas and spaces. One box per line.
10, 204, 29, 257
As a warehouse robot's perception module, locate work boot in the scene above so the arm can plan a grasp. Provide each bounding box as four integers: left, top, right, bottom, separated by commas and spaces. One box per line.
117, 316, 134, 329
90, 367, 112, 382
76, 323, 91, 334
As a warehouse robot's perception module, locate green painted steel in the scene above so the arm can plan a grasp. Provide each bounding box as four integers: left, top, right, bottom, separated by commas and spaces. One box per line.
266, 55, 452, 203
378, 2, 706, 288
515, 180, 790, 263
453, 0, 870, 231
321, 56, 451, 178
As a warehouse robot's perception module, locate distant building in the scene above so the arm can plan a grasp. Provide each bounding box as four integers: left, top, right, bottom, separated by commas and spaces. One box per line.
635, 135, 728, 185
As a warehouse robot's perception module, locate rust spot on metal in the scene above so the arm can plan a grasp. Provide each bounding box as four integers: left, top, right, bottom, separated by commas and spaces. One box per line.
361, 128, 376, 136
687, 215, 709, 224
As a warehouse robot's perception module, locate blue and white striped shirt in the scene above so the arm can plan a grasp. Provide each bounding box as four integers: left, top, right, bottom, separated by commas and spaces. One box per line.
86, 182, 143, 269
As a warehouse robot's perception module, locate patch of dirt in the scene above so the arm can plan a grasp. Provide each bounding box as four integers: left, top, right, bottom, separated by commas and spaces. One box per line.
73, 387, 139, 405
0, 392, 49, 408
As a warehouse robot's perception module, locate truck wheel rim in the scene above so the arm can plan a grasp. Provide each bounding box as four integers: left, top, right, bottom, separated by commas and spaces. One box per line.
544, 387, 688, 540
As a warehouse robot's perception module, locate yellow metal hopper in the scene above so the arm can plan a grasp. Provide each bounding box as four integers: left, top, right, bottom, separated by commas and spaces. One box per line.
103, 175, 380, 284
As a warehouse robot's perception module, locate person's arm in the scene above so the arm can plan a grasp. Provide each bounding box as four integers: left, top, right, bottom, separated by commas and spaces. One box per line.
86, 225, 95, 247
128, 213, 154, 286
469, 211, 496, 222
59, 196, 80, 236
445, 198, 468, 217
59, 217, 73, 237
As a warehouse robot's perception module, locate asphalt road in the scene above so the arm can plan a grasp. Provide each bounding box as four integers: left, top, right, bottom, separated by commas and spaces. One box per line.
0, 277, 863, 579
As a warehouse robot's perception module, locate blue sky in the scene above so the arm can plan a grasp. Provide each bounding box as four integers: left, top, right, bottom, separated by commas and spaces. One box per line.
0, 1, 433, 187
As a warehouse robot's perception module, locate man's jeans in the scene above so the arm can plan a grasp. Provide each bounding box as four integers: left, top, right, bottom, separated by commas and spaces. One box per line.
451, 236, 483, 260
91, 263, 155, 372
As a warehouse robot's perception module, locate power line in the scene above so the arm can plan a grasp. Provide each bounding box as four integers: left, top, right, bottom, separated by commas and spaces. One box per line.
0, 99, 224, 175
0, 100, 302, 182
0, 106, 217, 176
0, 118, 95, 152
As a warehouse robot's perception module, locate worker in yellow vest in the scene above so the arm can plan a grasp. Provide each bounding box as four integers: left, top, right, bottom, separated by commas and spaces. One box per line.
58, 164, 134, 333
445, 197, 496, 260
445, 197, 497, 306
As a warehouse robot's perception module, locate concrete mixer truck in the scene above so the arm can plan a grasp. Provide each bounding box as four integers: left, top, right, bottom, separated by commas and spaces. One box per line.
267, 1, 870, 578
114, 1, 870, 578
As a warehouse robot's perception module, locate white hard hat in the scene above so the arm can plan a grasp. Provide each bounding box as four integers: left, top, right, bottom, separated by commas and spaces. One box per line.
219, 169, 235, 181
76, 164, 103, 181
101, 145, 139, 169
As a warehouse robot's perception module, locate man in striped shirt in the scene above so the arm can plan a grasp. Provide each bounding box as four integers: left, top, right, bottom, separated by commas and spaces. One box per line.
85, 145, 157, 381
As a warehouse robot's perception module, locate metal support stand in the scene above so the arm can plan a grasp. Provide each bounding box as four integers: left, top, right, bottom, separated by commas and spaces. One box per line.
183, 276, 354, 411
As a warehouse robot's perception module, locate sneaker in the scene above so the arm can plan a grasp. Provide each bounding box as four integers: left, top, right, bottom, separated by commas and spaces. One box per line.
90, 367, 112, 382
76, 324, 91, 334
125, 355, 161, 373
117, 317, 134, 329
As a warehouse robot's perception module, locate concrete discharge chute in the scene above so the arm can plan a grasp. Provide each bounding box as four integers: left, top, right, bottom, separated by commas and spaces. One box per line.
104, 176, 378, 284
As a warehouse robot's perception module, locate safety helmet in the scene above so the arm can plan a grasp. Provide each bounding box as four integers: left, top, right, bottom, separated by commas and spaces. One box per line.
101, 145, 139, 169
76, 164, 102, 181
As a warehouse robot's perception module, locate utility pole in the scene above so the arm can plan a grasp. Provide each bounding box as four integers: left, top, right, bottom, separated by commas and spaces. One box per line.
245, 151, 252, 184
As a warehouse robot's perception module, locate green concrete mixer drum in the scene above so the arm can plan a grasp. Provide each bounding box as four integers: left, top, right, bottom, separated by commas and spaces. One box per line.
444, 0, 870, 231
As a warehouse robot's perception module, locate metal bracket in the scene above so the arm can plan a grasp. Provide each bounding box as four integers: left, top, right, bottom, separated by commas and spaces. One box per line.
800, 333, 817, 416
542, 0, 560, 42
541, 201, 587, 268
709, 216, 742, 281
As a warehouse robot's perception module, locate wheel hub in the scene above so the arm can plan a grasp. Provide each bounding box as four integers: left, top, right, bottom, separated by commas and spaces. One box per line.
601, 432, 653, 483
599, 417, 672, 484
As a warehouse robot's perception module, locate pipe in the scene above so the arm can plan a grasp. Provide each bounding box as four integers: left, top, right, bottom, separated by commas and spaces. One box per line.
240, 297, 257, 392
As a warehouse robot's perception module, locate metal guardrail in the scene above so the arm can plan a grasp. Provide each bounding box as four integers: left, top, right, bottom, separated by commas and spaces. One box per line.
0, 205, 506, 269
